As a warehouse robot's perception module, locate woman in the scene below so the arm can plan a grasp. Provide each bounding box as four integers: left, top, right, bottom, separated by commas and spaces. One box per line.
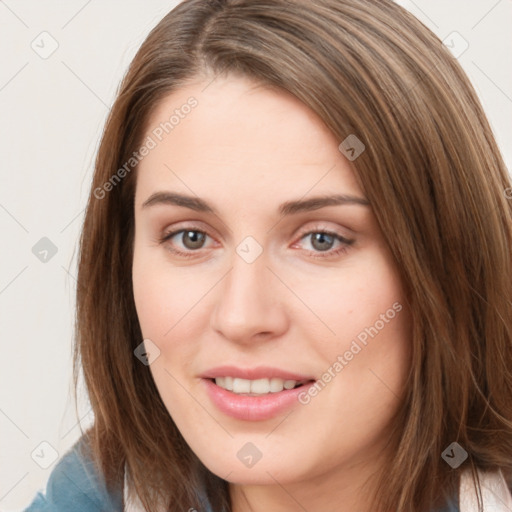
24, 0, 512, 511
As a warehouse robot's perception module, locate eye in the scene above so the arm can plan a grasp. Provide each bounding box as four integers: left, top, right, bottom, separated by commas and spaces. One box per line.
295, 230, 355, 259
158, 228, 213, 258
157, 226, 355, 260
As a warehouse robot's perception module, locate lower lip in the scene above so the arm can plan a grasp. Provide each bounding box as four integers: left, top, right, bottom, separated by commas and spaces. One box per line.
202, 378, 315, 421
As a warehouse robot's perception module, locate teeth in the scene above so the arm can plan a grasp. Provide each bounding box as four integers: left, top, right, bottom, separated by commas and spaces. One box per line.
283, 380, 297, 390
269, 378, 285, 392
214, 377, 302, 394
233, 378, 251, 393
250, 378, 269, 394
224, 376, 233, 391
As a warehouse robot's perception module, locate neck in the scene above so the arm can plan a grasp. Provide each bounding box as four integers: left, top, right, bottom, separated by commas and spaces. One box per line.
229, 453, 386, 512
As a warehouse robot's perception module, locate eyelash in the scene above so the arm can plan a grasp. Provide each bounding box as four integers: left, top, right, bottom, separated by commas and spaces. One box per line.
157, 225, 354, 260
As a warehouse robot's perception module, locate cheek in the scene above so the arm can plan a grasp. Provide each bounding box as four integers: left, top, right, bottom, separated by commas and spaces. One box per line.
132, 253, 206, 422
131, 246, 215, 403
132, 272, 177, 339
132, 245, 206, 340
296, 251, 407, 347
304, 251, 412, 413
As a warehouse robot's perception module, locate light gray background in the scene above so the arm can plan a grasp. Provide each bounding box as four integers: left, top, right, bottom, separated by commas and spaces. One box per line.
0, 1, 510, 510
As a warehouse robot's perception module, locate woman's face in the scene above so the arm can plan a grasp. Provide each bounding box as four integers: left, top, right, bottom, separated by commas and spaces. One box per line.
132, 74, 411, 494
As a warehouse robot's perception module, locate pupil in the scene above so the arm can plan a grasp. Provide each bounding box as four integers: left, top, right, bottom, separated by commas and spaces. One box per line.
184, 231, 205, 249
312, 233, 333, 251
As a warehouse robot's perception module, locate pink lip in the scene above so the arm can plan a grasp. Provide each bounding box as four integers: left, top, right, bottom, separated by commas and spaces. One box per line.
200, 365, 315, 381
201, 377, 316, 422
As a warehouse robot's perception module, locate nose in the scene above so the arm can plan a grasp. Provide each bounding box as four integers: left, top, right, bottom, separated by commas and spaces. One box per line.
210, 249, 289, 345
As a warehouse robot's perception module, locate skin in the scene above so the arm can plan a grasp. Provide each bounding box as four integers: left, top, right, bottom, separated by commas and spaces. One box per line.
132, 73, 412, 512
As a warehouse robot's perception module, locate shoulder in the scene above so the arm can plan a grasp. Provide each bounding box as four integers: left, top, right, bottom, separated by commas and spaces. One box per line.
23, 435, 123, 512
459, 467, 512, 512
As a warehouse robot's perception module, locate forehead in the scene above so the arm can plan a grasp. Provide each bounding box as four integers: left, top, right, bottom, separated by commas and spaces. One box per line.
135, 74, 364, 208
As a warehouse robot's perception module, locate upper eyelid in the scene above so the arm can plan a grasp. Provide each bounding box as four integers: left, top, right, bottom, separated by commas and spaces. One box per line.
161, 220, 351, 234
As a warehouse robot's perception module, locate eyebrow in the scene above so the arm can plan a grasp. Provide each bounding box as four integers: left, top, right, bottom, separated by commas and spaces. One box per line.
141, 191, 370, 216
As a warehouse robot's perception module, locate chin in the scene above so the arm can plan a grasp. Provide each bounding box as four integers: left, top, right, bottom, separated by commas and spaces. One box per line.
194, 442, 310, 486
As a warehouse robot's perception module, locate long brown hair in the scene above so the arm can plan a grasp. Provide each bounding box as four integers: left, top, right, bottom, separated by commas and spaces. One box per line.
73, 0, 512, 510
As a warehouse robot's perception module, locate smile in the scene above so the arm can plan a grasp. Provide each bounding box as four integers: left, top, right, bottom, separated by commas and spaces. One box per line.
213, 376, 310, 395
202, 377, 316, 421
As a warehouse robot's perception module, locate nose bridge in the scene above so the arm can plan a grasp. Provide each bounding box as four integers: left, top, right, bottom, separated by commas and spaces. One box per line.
211, 240, 286, 342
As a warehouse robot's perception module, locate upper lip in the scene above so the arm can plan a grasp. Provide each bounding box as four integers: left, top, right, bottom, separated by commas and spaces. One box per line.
200, 365, 316, 381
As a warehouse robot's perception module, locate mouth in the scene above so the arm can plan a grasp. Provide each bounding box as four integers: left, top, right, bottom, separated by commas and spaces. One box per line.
208, 376, 315, 396
201, 375, 317, 421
